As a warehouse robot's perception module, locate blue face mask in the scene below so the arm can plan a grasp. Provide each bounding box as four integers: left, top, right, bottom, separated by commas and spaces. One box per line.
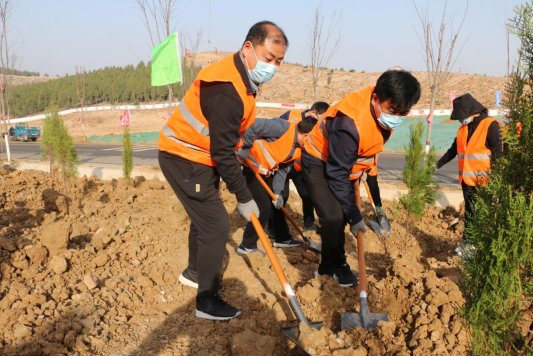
246, 45, 278, 84
462, 118, 472, 125
377, 102, 404, 130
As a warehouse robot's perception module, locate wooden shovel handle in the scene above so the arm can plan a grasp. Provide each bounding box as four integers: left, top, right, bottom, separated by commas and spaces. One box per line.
254, 170, 306, 239
353, 180, 368, 293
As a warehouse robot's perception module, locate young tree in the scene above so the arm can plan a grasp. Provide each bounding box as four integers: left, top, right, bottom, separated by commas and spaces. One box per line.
122, 127, 133, 179
309, 7, 341, 101
399, 120, 438, 220
462, 4, 532, 354
40, 106, 79, 184
0, 0, 14, 161
413, 0, 468, 153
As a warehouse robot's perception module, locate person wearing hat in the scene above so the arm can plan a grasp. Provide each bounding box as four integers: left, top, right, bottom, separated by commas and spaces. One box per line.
436, 93, 502, 256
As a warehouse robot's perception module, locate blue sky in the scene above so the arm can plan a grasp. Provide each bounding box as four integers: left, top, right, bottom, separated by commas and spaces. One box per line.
11, 0, 523, 76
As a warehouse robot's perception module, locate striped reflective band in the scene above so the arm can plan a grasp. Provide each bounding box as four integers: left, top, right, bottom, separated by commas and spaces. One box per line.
162, 125, 209, 155
357, 156, 374, 163
256, 140, 277, 168
457, 153, 491, 160
306, 135, 326, 161
459, 171, 489, 177
240, 149, 269, 175
178, 101, 209, 136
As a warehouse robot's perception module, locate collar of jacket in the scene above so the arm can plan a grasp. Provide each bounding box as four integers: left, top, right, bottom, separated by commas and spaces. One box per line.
233, 51, 258, 95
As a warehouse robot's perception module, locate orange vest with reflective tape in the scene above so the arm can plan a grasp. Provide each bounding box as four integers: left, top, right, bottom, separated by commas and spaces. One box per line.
304, 86, 385, 170
239, 122, 300, 175
349, 155, 378, 180
158, 53, 256, 166
285, 109, 303, 123
457, 117, 498, 186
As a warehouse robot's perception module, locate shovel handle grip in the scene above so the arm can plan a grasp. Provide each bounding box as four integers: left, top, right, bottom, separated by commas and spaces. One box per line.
250, 213, 309, 324
356, 230, 368, 293
254, 171, 307, 239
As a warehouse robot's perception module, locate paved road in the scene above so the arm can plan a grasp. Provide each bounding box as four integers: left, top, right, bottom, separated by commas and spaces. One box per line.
2, 142, 458, 185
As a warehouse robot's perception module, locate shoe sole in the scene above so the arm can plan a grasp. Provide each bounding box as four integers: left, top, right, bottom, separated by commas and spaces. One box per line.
195, 309, 241, 320
178, 274, 198, 289
272, 243, 302, 248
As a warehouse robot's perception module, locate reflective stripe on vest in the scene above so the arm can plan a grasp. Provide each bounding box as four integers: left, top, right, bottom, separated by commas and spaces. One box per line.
161, 124, 210, 156
304, 120, 328, 161
456, 117, 498, 186
255, 140, 277, 168
178, 100, 210, 136
349, 156, 376, 180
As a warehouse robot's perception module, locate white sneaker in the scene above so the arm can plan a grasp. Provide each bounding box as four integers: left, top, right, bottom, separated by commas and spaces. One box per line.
237, 244, 265, 256
178, 271, 198, 289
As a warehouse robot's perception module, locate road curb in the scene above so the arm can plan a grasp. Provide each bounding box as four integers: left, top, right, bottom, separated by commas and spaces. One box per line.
8, 160, 464, 210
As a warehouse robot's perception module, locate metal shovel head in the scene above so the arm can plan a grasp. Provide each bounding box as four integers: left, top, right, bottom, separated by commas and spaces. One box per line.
341, 296, 388, 330
368, 219, 387, 238
304, 237, 322, 253
282, 321, 324, 347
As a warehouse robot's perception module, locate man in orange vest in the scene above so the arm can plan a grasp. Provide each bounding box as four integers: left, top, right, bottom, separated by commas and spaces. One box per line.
302, 69, 421, 287
158, 21, 288, 320
272, 101, 330, 233
236, 116, 318, 252
436, 93, 502, 256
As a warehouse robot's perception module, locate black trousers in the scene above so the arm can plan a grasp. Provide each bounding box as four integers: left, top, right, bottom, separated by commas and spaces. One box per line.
288, 169, 316, 227
241, 167, 290, 248
158, 151, 227, 296
461, 182, 477, 242
302, 156, 347, 274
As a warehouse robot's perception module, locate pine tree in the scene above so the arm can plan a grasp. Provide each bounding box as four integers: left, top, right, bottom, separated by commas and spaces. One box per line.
122, 127, 133, 179
462, 3, 533, 354
399, 120, 438, 219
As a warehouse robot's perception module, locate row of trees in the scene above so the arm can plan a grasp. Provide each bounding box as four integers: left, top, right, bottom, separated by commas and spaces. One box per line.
9, 61, 201, 118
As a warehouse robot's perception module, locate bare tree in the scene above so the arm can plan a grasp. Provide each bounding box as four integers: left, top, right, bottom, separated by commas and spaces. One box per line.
310, 7, 341, 101
414, 0, 468, 153
136, 0, 177, 115
180, 30, 202, 92
0, 0, 14, 162
75, 65, 86, 142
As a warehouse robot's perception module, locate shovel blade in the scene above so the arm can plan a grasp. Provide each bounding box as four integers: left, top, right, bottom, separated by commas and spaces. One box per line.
341, 311, 388, 330
368, 219, 385, 238
282, 322, 324, 349
305, 238, 322, 253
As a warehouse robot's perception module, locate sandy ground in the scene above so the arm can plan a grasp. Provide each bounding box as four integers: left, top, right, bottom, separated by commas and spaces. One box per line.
0, 167, 475, 355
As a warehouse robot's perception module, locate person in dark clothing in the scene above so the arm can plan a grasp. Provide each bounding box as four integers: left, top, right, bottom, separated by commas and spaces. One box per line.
268, 101, 329, 236
236, 116, 318, 253
302, 69, 421, 287
436, 93, 502, 256
158, 21, 288, 320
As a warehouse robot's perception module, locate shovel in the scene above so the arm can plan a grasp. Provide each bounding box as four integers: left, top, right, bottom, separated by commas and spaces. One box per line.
361, 179, 389, 238
341, 181, 388, 329
250, 214, 323, 347
254, 171, 321, 253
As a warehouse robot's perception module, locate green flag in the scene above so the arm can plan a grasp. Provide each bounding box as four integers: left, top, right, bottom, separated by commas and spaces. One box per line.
151, 33, 183, 86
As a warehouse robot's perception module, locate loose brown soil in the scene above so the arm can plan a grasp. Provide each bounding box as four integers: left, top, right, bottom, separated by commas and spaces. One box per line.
0, 167, 471, 355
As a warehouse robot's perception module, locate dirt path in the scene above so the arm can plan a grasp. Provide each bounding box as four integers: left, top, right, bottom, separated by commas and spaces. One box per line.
0, 168, 470, 355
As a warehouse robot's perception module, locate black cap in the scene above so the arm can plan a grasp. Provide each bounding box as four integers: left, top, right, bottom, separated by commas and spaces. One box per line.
450, 93, 487, 121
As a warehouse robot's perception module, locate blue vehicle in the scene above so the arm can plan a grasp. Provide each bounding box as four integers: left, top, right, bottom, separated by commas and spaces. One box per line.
9, 123, 41, 142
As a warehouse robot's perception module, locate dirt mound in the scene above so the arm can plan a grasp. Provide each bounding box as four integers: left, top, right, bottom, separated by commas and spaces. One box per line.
0, 167, 470, 354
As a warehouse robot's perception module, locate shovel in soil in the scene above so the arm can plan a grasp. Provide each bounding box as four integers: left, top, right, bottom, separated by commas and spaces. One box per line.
341, 181, 388, 329
254, 171, 321, 253
250, 213, 323, 347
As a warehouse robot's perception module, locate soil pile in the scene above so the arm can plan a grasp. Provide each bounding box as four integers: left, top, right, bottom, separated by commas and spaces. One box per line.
0, 167, 470, 354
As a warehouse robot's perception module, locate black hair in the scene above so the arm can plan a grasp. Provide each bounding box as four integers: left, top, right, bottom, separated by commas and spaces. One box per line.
244, 21, 289, 47
310, 101, 329, 115
374, 70, 421, 116
297, 116, 318, 134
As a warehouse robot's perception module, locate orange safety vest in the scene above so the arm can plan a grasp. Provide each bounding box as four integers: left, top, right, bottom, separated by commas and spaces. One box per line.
304, 86, 386, 172
349, 155, 378, 180
285, 109, 304, 123
158, 53, 256, 166
457, 117, 498, 186
239, 121, 300, 176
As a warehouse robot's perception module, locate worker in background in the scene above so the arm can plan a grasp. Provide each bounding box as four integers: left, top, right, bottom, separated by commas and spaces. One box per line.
157, 21, 288, 321
436, 93, 502, 256
236, 115, 318, 253
302, 69, 421, 287
266, 101, 329, 237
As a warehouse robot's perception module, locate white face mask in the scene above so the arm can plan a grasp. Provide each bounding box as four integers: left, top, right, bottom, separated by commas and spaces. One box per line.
462, 118, 472, 125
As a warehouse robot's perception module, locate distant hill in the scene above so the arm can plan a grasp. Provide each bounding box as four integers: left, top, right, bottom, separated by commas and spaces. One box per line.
10, 51, 508, 118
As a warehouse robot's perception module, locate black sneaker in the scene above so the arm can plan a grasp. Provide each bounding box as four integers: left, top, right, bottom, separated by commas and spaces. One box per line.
333, 264, 357, 287
273, 238, 303, 248
267, 226, 276, 240
195, 294, 241, 320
